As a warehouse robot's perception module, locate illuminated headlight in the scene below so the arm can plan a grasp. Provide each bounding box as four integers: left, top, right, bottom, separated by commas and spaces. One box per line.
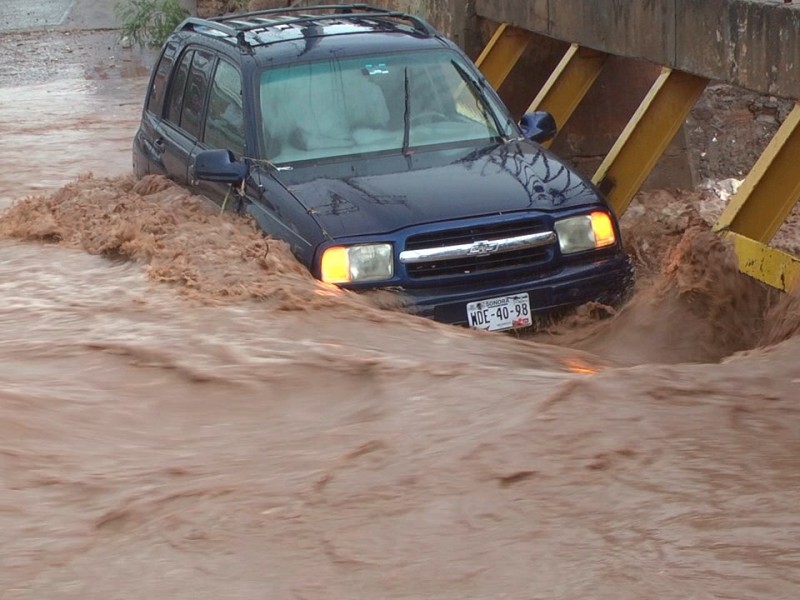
320, 244, 394, 283
554, 211, 617, 254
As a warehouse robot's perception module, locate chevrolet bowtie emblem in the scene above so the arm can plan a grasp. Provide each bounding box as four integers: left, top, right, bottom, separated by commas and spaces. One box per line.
468, 240, 500, 256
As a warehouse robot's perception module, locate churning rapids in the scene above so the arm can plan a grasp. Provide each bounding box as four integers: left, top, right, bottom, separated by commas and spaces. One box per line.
1, 77, 799, 599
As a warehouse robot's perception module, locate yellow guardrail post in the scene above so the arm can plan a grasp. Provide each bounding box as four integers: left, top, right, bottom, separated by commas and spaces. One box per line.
715, 103, 800, 243
592, 67, 708, 216
713, 103, 800, 291
724, 232, 800, 292
526, 44, 608, 147
475, 23, 532, 90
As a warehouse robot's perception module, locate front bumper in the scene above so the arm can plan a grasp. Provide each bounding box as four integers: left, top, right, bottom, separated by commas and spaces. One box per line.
399, 253, 633, 326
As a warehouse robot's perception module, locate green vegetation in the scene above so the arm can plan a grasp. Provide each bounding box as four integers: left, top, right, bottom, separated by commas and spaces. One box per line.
115, 0, 189, 48
113, 0, 436, 49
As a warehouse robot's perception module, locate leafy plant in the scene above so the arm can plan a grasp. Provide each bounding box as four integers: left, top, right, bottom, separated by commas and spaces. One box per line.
115, 0, 189, 48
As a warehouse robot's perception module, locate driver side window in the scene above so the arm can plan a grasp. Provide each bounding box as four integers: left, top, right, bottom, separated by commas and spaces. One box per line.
204, 60, 245, 156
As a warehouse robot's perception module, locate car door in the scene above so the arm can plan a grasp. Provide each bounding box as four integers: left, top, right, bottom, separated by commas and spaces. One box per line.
134, 40, 178, 177
178, 51, 320, 265
156, 47, 215, 185
189, 57, 247, 208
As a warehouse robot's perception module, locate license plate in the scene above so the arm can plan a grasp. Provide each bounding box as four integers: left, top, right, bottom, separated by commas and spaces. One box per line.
466, 293, 532, 332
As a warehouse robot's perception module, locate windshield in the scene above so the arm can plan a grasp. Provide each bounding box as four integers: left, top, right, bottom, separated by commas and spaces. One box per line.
258, 50, 513, 164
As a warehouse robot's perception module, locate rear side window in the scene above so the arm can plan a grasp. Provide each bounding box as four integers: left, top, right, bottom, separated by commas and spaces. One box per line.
146, 41, 177, 115
204, 60, 245, 155
180, 50, 214, 140
166, 50, 194, 126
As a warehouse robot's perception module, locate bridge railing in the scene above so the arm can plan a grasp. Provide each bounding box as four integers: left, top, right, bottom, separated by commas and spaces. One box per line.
475, 1, 800, 291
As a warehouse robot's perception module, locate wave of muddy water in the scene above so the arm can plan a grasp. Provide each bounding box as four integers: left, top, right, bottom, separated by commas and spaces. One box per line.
1, 76, 800, 599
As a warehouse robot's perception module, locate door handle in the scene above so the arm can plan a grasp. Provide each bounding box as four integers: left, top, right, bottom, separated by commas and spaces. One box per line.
188, 161, 198, 186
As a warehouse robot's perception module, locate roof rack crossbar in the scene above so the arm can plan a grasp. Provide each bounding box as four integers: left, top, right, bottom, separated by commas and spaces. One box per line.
179, 17, 249, 47
210, 4, 436, 36
243, 12, 434, 36
210, 4, 383, 22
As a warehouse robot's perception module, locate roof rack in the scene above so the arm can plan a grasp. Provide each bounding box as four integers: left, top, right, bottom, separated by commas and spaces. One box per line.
179, 4, 436, 48
179, 18, 249, 47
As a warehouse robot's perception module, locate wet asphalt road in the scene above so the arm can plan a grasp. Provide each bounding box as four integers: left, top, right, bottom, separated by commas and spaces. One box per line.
0, 0, 196, 33
0, 0, 72, 31
0, 0, 105, 32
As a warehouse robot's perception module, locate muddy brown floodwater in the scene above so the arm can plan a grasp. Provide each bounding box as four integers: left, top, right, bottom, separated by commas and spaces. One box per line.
1, 75, 800, 599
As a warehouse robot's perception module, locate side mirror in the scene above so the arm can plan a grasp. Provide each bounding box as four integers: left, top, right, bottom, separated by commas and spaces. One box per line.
194, 149, 248, 184
519, 111, 558, 144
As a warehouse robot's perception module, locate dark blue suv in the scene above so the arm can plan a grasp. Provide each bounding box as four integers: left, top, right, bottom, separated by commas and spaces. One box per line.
133, 4, 631, 331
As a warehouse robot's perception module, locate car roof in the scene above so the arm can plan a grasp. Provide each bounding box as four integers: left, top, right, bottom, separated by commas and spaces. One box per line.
176, 4, 449, 64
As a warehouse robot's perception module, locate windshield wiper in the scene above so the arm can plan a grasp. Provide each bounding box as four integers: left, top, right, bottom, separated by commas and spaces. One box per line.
402, 67, 412, 156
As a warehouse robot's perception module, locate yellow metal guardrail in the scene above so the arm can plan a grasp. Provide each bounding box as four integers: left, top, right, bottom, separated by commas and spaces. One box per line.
476, 23, 800, 292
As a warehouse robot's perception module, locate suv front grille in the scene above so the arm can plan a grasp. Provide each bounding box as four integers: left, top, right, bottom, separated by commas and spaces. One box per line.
405, 219, 548, 251
403, 219, 554, 280
406, 247, 551, 278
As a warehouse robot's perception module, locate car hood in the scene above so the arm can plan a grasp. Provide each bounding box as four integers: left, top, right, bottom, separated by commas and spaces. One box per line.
277, 141, 604, 240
